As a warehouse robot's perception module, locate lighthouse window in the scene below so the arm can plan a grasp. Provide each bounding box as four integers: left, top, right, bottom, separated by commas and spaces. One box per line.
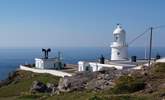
116, 37, 119, 41
117, 52, 120, 55
114, 34, 120, 42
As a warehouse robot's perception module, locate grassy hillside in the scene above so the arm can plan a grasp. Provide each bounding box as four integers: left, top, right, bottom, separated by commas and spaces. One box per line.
0, 63, 165, 100
0, 70, 60, 99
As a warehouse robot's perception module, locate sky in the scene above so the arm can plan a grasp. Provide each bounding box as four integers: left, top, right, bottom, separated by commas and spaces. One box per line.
0, 0, 165, 48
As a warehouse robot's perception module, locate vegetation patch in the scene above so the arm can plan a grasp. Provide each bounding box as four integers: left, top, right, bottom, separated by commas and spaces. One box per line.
0, 70, 60, 97
17, 94, 41, 100
112, 75, 145, 94
153, 63, 165, 74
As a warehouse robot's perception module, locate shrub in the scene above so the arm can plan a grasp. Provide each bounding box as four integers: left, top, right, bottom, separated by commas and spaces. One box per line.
112, 75, 145, 94
154, 63, 165, 73
88, 96, 103, 100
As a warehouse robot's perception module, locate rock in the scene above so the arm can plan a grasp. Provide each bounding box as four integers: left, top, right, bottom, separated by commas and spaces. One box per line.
51, 87, 58, 96
99, 67, 116, 74
29, 67, 135, 93
58, 72, 99, 92
46, 83, 58, 96
46, 83, 55, 93
30, 81, 58, 95
97, 74, 104, 80
86, 77, 115, 91
58, 77, 70, 92
30, 81, 48, 93
160, 93, 165, 97
158, 83, 165, 89
144, 83, 153, 93
58, 76, 80, 92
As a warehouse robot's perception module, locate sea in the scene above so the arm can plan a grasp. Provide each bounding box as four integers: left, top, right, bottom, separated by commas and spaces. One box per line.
0, 47, 164, 80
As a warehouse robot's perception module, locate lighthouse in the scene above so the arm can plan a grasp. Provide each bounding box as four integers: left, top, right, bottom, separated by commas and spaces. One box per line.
111, 24, 128, 60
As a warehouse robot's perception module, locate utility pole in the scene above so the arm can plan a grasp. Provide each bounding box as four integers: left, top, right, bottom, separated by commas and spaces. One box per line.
148, 27, 153, 67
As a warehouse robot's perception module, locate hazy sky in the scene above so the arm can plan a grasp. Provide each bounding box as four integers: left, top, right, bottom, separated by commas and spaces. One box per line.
0, 0, 165, 48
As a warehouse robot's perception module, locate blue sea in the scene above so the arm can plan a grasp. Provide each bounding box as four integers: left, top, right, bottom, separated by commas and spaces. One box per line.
0, 47, 164, 80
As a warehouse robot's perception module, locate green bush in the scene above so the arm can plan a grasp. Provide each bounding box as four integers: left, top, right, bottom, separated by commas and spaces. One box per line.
88, 96, 103, 100
112, 76, 145, 94
154, 63, 165, 73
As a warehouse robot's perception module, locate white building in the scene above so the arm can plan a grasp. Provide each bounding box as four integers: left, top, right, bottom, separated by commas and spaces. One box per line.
78, 61, 122, 72
110, 24, 128, 60
35, 58, 64, 69
35, 49, 64, 69
78, 24, 135, 72
78, 61, 136, 72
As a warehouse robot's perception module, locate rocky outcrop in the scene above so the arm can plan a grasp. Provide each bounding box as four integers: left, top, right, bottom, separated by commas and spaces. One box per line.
30, 81, 48, 93
58, 72, 98, 92
30, 81, 57, 95
28, 67, 135, 95
58, 67, 126, 92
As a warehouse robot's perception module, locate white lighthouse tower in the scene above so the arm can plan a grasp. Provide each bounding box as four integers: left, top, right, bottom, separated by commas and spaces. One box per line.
111, 24, 128, 60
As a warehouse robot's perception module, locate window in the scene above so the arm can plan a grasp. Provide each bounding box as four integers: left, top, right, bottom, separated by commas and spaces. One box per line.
86, 65, 92, 71
54, 64, 56, 68
114, 34, 120, 42
117, 52, 120, 55
116, 36, 119, 41
86, 66, 90, 71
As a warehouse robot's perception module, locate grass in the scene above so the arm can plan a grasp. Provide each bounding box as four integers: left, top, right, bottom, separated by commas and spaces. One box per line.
47, 91, 159, 100
112, 75, 145, 94
17, 95, 41, 100
0, 70, 60, 98
47, 91, 107, 100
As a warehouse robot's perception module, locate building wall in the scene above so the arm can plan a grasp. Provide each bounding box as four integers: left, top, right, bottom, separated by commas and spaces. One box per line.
78, 61, 124, 72
43, 60, 56, 69
111, 25, 128, 61
35, 58, 64, 69
113, 33, 126, 45
35, 59, 44, 69
111, 46, 128, 60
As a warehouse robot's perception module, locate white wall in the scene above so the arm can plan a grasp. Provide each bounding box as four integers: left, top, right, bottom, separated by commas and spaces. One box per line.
35, 59, 44, 69
35, 58, 63, 69
111, 46, 128, 60
78, 61, 85, 71
20, 65, 72, 77
78, 61, 125, 72
156, 58, 165, 63
111, 25, 128, 61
